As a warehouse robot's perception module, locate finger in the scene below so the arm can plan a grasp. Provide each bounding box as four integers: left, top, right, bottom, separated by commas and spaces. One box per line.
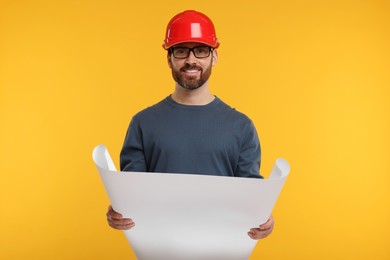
248, 230, 263, 240
108, 217, 135, 230
248, 226, 273, 240
107, 205, 125, 220
259, 215, 274, 230
108, 220, 135, 229
250, 228, 265, 236
107, 206, 135, 224
107, 212, 134, 225
109, 217, 134, 226
108, 221, 135, 230
249, 229, 269, 240
247, 231, 255, 239
106, 206, 135, 230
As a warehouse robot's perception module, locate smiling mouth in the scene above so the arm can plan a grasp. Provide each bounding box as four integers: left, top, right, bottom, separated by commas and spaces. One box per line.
183, 69, 199, 73
181, 67, 201, 76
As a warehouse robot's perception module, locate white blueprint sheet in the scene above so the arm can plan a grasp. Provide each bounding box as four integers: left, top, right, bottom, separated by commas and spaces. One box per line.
93, 144, 290, 260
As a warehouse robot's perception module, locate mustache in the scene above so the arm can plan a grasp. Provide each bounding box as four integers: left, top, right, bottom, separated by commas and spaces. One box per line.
180, 64, 202, 71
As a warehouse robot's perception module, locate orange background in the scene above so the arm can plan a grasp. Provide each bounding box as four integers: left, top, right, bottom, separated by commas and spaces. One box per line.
1, 0, 389, 259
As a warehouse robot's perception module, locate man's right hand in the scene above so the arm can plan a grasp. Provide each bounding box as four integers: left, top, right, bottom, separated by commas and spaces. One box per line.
106, 205, 135, 230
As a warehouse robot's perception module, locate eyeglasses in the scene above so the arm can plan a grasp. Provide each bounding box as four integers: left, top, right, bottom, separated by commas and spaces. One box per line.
171, 46, 213, 59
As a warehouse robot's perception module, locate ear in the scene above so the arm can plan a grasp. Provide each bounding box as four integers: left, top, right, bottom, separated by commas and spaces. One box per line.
212, 49, 218, 66
167, 52, 173, 69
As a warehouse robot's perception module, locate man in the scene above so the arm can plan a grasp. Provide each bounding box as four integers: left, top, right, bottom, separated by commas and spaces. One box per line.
106, 10, 274, 240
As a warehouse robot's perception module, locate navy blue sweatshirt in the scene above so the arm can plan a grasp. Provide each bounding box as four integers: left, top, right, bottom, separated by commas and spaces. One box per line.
120, 96, 262, 179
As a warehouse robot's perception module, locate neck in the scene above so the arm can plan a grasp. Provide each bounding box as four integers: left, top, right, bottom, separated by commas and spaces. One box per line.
171, 82, 215, 105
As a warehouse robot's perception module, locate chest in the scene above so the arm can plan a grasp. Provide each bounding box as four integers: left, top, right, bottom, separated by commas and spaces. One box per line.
141, 116, 242, 158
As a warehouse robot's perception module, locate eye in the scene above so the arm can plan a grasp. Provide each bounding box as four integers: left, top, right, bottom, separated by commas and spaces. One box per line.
194, 47, 208, 54
174, 48, 188, 54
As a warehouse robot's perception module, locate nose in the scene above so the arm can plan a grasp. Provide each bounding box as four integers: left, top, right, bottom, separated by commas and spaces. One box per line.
185, 50, 197, 64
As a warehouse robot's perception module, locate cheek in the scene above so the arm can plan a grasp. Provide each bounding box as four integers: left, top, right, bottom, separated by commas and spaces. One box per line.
171, 63, 181, 71
170, 60, 184, 70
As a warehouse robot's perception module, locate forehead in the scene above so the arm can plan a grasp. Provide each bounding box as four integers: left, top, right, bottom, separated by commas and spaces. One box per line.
172, 42, 209, 48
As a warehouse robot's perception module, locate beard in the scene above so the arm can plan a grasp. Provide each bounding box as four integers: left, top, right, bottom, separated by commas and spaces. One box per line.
171, 58, 213, 90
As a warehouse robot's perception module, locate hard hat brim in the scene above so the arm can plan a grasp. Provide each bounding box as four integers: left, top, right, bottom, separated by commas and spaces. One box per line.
163, 39, 220, 50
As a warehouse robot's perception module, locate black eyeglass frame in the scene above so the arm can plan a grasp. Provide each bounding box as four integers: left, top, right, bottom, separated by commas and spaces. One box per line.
170, 46, 214, 59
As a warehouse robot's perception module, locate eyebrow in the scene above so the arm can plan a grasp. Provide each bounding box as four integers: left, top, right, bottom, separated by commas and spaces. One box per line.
174, 44, 208, 48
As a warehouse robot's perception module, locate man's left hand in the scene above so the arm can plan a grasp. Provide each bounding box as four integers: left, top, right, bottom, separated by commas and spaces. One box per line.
247, 215, 274, 240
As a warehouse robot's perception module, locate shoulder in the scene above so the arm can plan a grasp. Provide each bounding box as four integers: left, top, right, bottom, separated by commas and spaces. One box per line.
216, 97, 253, 125
132, 97, 171, 122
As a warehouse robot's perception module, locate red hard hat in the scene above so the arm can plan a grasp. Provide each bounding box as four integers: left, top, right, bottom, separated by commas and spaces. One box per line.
163, 10, 220, 49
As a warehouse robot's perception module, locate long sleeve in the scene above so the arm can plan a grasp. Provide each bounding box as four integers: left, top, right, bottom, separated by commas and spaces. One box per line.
120, 117, 148, 172
235, 121, 263, 179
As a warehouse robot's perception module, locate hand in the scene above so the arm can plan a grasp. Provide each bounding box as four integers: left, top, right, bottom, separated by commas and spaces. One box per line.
106, 205, 135, 230
247, 215, 274, 240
